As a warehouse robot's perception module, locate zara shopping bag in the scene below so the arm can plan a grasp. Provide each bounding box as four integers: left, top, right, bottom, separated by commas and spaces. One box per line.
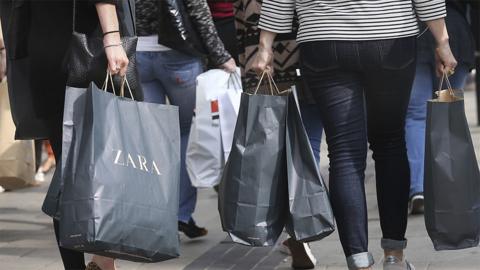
0, 81, 36, 189
285, 94, 335, 242
424, 74, 480, 250
218, 73, 289, 246
59, 76, 181, 262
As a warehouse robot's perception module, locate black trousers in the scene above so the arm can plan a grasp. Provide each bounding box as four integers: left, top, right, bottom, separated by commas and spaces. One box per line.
299, 37, 416, 257
24, 1, 87, 269
47, 115, 86, 270
213, 16, 239, 63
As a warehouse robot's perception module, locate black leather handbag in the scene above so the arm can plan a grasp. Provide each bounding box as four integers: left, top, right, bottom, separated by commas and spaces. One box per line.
66, 0, 143, 100
157, 0, 207, 57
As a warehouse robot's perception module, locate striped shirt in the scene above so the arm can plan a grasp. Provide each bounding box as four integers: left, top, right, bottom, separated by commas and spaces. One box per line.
258, 0, 447, 43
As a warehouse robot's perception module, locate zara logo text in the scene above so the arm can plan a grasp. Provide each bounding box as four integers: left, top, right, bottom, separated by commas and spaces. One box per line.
113, 150, 161, 176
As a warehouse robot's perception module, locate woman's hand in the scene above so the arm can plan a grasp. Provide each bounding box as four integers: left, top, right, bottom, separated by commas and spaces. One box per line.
424, 19, 458, 77
252, 46, 274, 76
220, 58, 237, 73
251, 30, 277, 76
435, 41, 457, 77
104, 32, 128, 76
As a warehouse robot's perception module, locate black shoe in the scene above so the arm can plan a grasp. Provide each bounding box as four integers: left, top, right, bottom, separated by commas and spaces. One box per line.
178, 219, 208, 239
286, 238, 317, 269
408, 193, 424, 215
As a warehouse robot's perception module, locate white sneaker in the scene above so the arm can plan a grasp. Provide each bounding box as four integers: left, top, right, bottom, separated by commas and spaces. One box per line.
0, 186, 5, 193
408, 193, 424, 215
35, 169, 46, 182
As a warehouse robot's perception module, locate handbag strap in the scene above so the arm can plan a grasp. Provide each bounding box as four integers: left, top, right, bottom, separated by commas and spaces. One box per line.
126, 0, 137, 36
72, 0, 76, 32
71, 0, 136, 35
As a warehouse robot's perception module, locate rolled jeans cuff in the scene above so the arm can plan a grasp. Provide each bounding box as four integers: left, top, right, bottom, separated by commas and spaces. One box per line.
381, 238, 408, 250
347, 252, 374, 270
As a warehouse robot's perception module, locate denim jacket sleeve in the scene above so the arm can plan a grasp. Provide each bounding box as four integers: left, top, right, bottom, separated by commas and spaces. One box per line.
184, 0, 231, 66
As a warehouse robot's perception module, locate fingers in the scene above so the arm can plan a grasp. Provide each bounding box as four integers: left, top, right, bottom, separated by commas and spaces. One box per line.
222, 59, 237, 73
435, 43, 458, 77
119, 59, 128, 77
437, 60, 457, 78
444, 59, 458, 76
107, 53, 128, 77
252, 61, 273, 77
251, 47, 274, 77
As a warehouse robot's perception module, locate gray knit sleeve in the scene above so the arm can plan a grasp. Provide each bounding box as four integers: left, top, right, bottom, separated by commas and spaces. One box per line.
184, 0, 232, 66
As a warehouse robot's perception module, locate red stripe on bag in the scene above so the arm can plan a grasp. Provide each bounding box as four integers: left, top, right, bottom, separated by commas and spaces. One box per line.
211, 100, 219, 114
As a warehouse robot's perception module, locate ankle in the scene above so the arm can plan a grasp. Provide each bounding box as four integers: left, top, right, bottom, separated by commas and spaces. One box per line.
91, 255, 116, 270
384, 250, 404, 260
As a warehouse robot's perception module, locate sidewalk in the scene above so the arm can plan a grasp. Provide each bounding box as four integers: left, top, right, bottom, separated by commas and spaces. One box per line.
1, 90, 480, 270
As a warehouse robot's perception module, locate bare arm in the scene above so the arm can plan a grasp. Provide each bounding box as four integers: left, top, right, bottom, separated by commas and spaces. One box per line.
425, 18, 458, 76
252, 30, 277, 75
96, 3, 128, 76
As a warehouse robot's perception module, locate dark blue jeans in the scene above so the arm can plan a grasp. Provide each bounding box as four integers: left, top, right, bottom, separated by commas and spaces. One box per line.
299, 102, 323, 163
300, 37, 416, 268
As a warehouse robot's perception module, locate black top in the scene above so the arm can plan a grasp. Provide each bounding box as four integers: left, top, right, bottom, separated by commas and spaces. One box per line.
0, 0, 120, 121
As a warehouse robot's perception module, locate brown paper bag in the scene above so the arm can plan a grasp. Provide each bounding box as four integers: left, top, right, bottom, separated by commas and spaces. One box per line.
0, 81, 36, 190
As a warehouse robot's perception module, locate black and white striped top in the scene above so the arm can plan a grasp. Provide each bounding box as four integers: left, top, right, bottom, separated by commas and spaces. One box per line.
258, 0, 447, 43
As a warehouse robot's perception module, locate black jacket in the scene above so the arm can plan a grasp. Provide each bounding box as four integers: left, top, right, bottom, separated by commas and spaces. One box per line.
136, 0, 231, 66
0, 0, 120, 138
3, 0, 119, 60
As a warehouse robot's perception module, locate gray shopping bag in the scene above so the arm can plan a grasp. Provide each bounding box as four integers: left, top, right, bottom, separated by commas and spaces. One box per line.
42, 87, 86, 219
424, 80, 480, 250
218, 91, 289, 247
284, 94, 335, 242
58, 81, 181, 262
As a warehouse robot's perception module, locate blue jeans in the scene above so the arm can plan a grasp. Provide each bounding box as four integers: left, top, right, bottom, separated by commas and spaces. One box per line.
136, 50, 203, 223
300, 38, 416, 269
406, 63, 469, 197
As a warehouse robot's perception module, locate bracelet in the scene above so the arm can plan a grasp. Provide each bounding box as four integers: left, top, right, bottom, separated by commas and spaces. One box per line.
104, 43, 123, 49
103, 30, 120, 37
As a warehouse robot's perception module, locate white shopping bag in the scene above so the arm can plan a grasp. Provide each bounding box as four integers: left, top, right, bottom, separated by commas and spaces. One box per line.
187, 69, 242, 188
219, 72, 242, 161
